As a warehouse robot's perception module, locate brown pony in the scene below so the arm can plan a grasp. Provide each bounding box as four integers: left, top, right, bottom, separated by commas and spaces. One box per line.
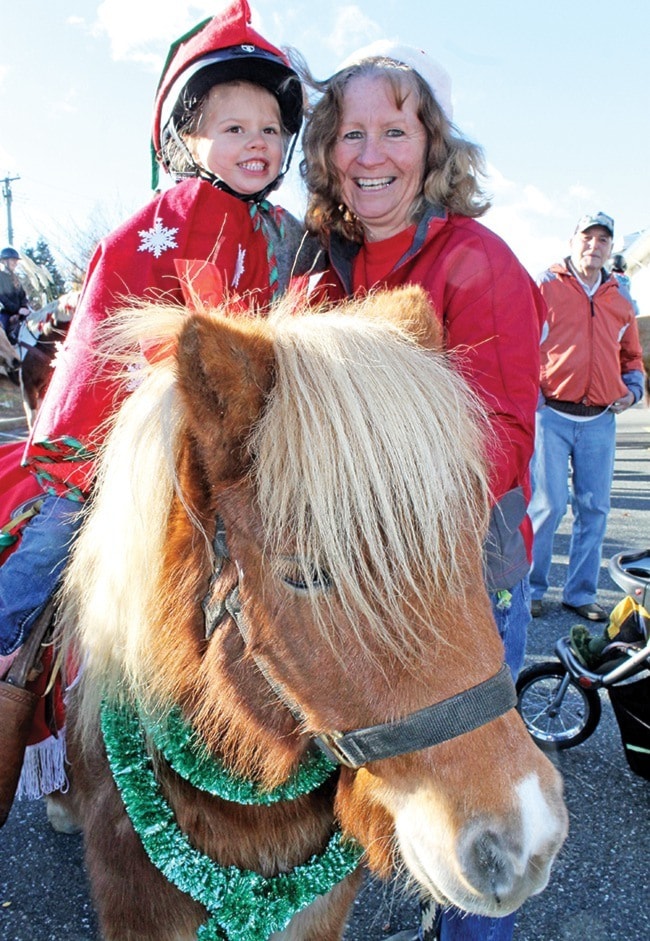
0, 325, 18, 376
60, 286, 567, 941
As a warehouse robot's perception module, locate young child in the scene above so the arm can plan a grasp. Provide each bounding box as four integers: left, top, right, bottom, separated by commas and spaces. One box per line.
0, 0, 315, 800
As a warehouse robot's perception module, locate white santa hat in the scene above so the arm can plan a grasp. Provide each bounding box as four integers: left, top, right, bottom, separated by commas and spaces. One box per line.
337, 40, 453, 122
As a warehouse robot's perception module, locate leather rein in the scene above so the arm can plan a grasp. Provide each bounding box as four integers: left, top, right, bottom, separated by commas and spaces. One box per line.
202, 518, 517, 770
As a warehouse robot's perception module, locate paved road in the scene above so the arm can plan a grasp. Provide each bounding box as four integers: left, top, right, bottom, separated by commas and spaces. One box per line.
1, 406, 649, 941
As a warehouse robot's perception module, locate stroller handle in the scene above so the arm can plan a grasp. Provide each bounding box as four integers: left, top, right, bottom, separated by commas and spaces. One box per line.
608, 549, 650, 611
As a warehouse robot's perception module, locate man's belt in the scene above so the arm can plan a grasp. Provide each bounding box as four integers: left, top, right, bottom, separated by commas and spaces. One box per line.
545, 398, 607, 417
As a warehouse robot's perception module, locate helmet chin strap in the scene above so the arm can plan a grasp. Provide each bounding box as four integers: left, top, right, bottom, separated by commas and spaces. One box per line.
166, 118, 298, 205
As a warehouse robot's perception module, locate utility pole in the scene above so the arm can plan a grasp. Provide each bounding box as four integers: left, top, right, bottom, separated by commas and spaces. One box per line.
2, 174, 20, 246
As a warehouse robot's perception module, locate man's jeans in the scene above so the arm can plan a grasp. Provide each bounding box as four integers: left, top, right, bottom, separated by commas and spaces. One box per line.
528, 407, 615, 606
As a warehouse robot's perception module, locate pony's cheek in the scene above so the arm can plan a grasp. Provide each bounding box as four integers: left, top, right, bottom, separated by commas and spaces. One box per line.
334, 768, 397, 879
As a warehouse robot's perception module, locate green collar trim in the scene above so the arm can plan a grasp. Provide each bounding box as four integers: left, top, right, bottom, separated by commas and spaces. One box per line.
140, 704, 336, 804
100, 701, 362, 941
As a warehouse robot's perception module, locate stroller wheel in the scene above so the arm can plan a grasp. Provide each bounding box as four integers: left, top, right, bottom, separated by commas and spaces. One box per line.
516, 661, 601, 750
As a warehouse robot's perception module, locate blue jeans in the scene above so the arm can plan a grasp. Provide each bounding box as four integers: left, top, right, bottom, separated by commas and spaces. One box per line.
0, 494, 82, 655
490, 578, 529, 681
528, 407, 615, 606
438, 909, 516, 941
428, 579, 529, 941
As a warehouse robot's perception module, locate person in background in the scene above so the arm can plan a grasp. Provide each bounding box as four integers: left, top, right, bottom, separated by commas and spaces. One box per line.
0, 246, 29, 344
529, 213, 644, 622
610, 253, 639, 315
299, 39, 545, 941
0, 0, 316, 801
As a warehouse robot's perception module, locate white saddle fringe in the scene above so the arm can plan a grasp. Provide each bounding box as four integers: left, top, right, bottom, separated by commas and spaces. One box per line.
16, 728, 69, 800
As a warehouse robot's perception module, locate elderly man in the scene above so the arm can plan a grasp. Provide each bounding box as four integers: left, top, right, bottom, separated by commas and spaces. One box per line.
529, 212, 645, 621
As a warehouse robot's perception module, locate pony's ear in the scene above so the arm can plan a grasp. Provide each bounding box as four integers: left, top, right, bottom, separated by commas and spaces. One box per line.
361, 285, 444, 351
175, 313, 276, 480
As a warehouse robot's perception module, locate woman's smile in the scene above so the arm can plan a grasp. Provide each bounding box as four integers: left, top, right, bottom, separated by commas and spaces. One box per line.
354, 176, 396, 190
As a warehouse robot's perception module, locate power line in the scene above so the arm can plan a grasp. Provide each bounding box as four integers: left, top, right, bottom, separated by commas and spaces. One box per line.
1, 175, 21, 245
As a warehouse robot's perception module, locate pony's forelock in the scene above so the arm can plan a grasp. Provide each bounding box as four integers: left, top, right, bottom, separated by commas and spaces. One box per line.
251, 300, 491, 662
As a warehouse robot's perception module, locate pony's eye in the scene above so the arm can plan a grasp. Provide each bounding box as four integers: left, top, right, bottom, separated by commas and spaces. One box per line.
280, 562, 332, 592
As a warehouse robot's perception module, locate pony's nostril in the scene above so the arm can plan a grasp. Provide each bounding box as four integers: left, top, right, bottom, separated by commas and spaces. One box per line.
458, 827, 515, 901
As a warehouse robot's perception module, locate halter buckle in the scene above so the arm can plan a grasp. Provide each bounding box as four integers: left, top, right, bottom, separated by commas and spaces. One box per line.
314, 731, 361, 769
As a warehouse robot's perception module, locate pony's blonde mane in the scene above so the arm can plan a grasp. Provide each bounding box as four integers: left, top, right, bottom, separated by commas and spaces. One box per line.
62, 294, 491, 711
253, 299, 491, 658
60, 305, 190, 709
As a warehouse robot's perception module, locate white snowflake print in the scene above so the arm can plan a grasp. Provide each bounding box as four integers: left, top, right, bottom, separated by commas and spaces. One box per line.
137, 218, 179, 258
231, 245, 246, 288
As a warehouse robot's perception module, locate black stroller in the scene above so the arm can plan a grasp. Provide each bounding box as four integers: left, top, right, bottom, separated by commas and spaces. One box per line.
516, 549, 650, 780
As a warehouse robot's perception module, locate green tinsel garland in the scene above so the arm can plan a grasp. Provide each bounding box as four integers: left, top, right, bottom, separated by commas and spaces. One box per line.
140, 705, 337, 804
100, 701, 363, 941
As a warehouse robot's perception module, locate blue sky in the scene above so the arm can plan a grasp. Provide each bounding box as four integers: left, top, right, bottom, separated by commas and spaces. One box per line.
1, 0, 649, 276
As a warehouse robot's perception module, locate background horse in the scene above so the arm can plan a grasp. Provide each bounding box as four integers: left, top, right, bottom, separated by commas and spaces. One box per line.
61, 286, 567, 941
17, 289, 79, 427
0, 326, 19, 380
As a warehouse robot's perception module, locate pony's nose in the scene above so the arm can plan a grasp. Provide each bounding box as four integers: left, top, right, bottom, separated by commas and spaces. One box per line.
456, 811, 563, 907
457, 827, 516, 903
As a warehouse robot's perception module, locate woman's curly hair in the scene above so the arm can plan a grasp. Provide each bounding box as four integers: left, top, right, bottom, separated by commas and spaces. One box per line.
298, 57, 490, 244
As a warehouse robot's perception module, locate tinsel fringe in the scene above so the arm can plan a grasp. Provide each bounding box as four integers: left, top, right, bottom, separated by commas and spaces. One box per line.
16, 728, 69, 800
102, 702, 363, 940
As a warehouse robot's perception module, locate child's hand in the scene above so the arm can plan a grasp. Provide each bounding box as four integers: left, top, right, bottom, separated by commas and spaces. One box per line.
0, 647, 21, 679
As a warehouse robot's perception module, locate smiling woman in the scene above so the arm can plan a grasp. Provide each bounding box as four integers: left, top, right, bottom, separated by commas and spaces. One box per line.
332, 74, 427, 242
299, 40, 549, 941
